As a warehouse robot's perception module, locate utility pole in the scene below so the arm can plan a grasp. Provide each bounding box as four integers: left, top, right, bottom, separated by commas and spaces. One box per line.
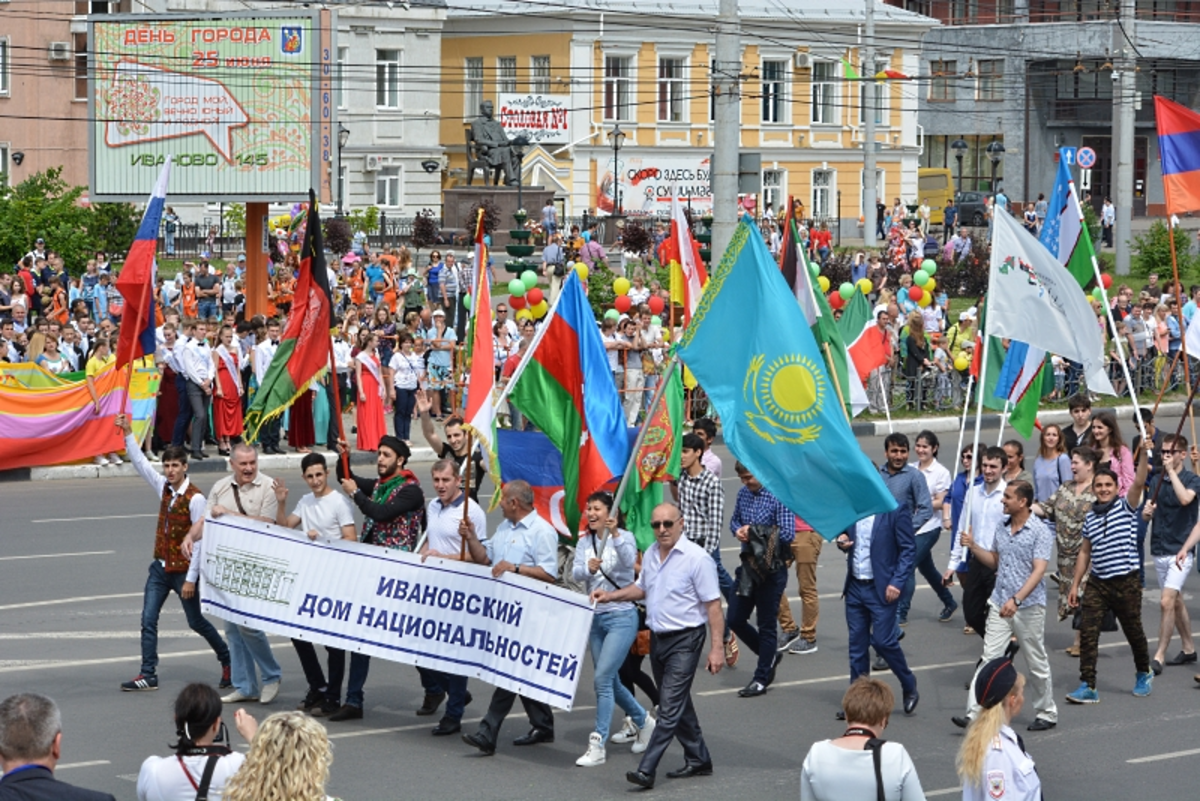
862, 0, 876, 248
1113, 0, 1135, 275
711, 0, 741, 263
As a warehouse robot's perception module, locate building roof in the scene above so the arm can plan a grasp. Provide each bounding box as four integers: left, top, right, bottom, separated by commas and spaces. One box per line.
448, 0, 933, 24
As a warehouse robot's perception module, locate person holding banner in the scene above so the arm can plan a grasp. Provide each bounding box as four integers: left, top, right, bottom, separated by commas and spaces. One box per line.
462, 481, 559, 757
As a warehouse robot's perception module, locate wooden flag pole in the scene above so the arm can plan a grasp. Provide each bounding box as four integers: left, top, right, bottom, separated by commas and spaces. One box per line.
822, 342, 851, 423
460, 432, 473, 560
1167, 220, 1197, 447
1150, 349, 1183, 415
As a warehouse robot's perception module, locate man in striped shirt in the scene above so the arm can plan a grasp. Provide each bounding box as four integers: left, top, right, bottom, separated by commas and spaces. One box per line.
1066, 459, 1154, 704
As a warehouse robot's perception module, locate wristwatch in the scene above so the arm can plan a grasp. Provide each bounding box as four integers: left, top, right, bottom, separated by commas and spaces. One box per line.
514, 564, 520, 575
1012, 596, 1022, 608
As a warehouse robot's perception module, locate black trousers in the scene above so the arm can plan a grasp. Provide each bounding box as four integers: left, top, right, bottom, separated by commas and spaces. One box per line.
962, 559, 996, 638
182, 380, 208, 454
291, 639, 345, 704
259, 415, 281, 450
325, 373, 348, 448
477, 688, 553, 747
637, 625, 711, 777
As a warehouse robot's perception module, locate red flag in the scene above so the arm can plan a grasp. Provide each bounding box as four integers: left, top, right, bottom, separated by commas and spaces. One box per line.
115, 158, 172, 371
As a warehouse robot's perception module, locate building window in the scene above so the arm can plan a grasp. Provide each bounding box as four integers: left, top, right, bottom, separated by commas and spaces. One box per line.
375, 166, 401, 207
811, 169, 834, 218
762, 169, 785, 215
860, 61, 887, 125
0, 144, 8, 189
531, 55, 550, 94
921, 134, 1003, 193
930, 60, 956, 102
604, 55, 632, 121
464, 57, 483, 117
761, 59, 787, 123
811, 60, 837, 124
0, 39, 8, 95
74, 33, 88, 100
336, 46, 348, 109
977, 59, 1003, 101
376, 49, 400, 109
497, 56, 517, 94
658, 57, 685, 122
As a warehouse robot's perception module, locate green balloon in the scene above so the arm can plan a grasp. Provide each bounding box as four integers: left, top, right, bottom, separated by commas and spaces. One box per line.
914, 270, 930, 287
651, 315, 662, 326
1092, 287, 1104, 302
839, 282, 855, 300
808, 261, 820, 278
921, 259, 937, 273
521, 270, 539, 291
508, 278, 526, 297
463, 293, 472, 310
604, 308, 620, 321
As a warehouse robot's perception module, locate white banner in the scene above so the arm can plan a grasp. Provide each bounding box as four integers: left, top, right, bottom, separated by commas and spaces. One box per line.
594, 154, 713, 216
497, 93, 571, 145
199, 516, 593, 710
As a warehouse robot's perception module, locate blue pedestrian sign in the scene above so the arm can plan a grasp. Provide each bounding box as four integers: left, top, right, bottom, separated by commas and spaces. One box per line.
1077, 147, 1097, 169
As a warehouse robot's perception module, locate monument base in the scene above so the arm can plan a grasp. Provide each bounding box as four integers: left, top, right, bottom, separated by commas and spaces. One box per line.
443, 186, 554, 249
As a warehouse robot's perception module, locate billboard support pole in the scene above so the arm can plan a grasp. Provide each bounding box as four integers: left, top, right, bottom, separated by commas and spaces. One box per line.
245, 203, 269, 319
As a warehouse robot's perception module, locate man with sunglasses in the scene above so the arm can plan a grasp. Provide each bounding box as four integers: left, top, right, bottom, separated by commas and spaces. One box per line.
592, 503, 723, 790
495, 303, 518, 341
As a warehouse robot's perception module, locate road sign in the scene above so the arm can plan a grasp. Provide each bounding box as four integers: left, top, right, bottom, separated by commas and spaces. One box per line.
1081, 168, 1092, 190
1077, 147, 1098, 169
1060, 147, 1077, 166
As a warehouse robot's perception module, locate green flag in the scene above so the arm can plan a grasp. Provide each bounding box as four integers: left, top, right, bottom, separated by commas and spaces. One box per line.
622, 364, 684, 551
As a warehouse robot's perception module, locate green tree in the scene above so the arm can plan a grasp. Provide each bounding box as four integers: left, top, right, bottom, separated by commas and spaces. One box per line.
89, 203, 140, 262
223, 203, 246, 236
0, 168, 95, 272
347, 205, 380, 235
1132, 220, 1195, 279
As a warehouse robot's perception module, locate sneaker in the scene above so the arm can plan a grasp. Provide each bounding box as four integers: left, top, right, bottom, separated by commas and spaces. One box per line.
121, 674, 158, 692
108, 454, 124, 465
777, 629, 802, 652
575, 732, 606, 767
938, 602, 958, 623
788, 639, 818, 655
724, 632, 740, 667
632, 715, 656, 755
311, 698, 341, 717
221, 690, 260, 703
219, 665, 232, 689
611, 716, 638, 744
1065, 683, 1099, 704
260, 681, 281, 704
1133, 671, 1154, 698
94, 455, 110, 467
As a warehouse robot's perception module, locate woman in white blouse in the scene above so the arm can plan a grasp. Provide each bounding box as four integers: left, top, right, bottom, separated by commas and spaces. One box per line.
387, 332, 425, 444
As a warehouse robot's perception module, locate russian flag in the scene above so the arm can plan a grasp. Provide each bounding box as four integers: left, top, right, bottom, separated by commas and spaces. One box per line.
1155, 96, 1200, 216
115, 157, 172, 371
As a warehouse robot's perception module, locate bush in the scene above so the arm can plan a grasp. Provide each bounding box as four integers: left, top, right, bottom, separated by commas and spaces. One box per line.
466, 198, 501, 235
89, 203, 139, 261
411, 209, 438, 253
1132, 220, 1195, 279
324, 218, 352, 255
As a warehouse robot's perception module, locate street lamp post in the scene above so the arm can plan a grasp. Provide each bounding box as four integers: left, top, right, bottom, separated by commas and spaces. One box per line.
608, 124, 626, 217
950, 137, 968, 196
336, 123, 350, 216
986, 138, 1006, 198
511, 134, 530, 213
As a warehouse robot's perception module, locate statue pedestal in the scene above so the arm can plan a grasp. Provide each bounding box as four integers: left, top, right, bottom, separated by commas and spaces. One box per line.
442, 186, 554, 249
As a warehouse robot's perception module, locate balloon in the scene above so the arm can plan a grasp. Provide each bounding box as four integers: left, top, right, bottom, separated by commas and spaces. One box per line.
839, 282, 855, 300
604, 308, 620, 321
614, 277, 631, 296
925, 277, 936, 293
463, 293, 472, 310
914, 270, 930, 287
648, 295, 665, 315
857, 278, 872, 295
908, 285, 923, 301
829, 292, 845, 310
1100, 273, 1113, 290
575, 263, 589, 280
526, 287, 544, 306
818, 275, 831, 293
921, 259, 937, 273
532, 300, 549, 319
508, 278, 526, 297
521, 270, 539, 291
918, 290, 932, 308
614, 295, 632, 314
509, 295, 526, 310
808, 261, 820, 279
1092, 287, 1105, 302
516, 309, 533, 321
651, 315, 662, 326
954, 354, 970, 371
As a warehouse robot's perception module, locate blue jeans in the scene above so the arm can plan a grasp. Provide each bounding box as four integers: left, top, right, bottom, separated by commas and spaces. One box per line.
345, 653, 371, 708
393, 387, 416, 440
197, 299, 218, 320
846, 578, 916, 695
897, 528, 957, 622
417, 667, 470, 721
589, 607, 647, 740
710, 549, 735, 605
726, 566, 788, 685
140, 561, 229, 676
225, 622, 282, 697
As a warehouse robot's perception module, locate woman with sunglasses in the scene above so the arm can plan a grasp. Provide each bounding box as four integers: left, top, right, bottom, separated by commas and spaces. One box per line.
425, 250, 443, 308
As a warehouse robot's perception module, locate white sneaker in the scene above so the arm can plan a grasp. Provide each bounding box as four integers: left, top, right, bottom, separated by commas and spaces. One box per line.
610, 716, 638, 744
94, 455, 110, 466
220, 690, 259, 703
108, 453, 124, 465
575, 732, 606, 766
631, 714, 656, 754
260, 681, 281, 704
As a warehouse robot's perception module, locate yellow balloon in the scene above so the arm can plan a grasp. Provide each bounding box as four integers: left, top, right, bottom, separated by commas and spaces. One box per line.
857, 278, 872, 295
613, 277, 631, 296
917, 290, 932, 308
516, 309, 533, 322
925, 277, 936, 293
818, 275, 830, 293
532, 300, 549, 319
954, 354, 970, 371
575, 263, 589, 280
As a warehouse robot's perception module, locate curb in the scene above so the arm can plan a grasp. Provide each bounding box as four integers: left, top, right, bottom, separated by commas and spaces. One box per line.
848, 401, 1189, 438
0, 446, 440, 483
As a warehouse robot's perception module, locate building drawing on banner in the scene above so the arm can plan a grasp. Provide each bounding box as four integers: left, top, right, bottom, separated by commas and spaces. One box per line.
204, 545, 298, 606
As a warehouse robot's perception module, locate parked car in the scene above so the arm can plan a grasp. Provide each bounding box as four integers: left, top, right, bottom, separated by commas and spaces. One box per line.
955, 191, 992, 227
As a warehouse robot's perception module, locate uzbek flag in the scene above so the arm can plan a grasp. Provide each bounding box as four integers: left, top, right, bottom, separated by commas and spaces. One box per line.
1156, 95, 1200, 215
462, 210, 500, 492
245, 191, 333, 440
115, 157, 171, 372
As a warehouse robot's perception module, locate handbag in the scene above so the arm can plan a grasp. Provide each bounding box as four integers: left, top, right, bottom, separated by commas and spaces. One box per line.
1071, 607, 1120, 633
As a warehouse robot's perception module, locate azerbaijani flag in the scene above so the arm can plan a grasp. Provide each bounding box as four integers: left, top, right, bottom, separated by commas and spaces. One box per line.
462, 210, 500, 491
245, 192, 333, 440
837, 289, 889, 383
115, 157, 171, 372
508, 272, 630, 536
1155, 95, 1200, 215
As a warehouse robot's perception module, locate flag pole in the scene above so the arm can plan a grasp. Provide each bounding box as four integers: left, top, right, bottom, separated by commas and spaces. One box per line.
996, 400, 1010, 447
326, 335, 350, 477
1151, 365, 1200, 504
954, 374, 975, 468
493, 280, 569, 411
1167, 216, 1196, 447
878, 370, 893, 434
822, 342, 851, 423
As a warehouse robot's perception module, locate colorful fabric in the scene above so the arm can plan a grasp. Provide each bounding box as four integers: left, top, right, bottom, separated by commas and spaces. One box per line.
838, 289, 889, 383
362, 471, 423, 551
115, 159, 170, 371
155, 480, 201, 573
660, 193, 708, 324
1155, 95, 1200, 216
462, 209, 500, 493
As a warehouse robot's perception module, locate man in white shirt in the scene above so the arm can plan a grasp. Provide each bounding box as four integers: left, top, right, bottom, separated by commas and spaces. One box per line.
274, 453, 357, 718
417, 459, 489, 735
171, 320, 214, 459
253, 320, 283, 454
945, 446, 1008, 641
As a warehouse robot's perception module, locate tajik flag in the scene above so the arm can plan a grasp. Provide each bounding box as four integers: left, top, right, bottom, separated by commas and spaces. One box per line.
837, 289, 890, 384
462, 210, 500, 490
989, 209, 1113, 395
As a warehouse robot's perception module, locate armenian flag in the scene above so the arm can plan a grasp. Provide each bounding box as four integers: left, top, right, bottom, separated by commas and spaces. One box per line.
1155, 95, 1200, 215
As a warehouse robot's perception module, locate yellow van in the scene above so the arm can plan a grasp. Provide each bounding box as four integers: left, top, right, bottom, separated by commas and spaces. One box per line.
917, 168, 954, 225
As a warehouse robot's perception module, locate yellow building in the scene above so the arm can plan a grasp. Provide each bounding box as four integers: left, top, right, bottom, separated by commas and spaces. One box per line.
441, 0, 937, 236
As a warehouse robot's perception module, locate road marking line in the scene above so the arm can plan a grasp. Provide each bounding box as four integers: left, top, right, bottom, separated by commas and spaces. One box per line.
0, 593, 143, 611
0, 639, 290, 674
31, 513, 157, 523
57, 761, 111, 770
325, 704, 597, 740
698, 658, 978, 696
0, 631, 201, 640
1127, 747, 1200, 764
0, 550, 115, 562
925, 787, 962, 797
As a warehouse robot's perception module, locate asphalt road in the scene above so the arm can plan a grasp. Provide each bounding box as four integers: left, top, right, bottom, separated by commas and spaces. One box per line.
2, 417, 1199, 800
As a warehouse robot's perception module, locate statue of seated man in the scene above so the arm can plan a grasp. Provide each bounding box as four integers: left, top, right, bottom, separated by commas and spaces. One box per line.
471, 100, 520, 186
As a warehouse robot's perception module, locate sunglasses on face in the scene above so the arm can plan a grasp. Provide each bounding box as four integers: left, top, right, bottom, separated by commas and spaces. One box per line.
650, 520, 678, 530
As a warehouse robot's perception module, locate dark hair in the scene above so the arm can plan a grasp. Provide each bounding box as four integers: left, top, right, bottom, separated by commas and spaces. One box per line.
982, 446, 1007, 465
1085, 409, 1126, 453
1068, 393, 1092, 411
1136, 407, 1154, 424
681, 433, 705, 452
884, 432, 910, 451
444, 414, 464, 429
169, 683, 223, 754
1070, 446, 1100, 469
692, 418, 717, 440
585, 490, 614, 511
300, 452, 327, 473
161, 445, 189, 465
1163, 434, 1189, 450
734, 461, 750, 476
1093, 467, 1119, 486
1006, 479, 1034, 507
1003, 439, 1025, 469
915, 430, 939, 456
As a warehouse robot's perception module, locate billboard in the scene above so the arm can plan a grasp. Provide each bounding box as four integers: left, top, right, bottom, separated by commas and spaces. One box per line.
497, 93, 571, 145
594, 154, 712, 216
89, 12, 329, 201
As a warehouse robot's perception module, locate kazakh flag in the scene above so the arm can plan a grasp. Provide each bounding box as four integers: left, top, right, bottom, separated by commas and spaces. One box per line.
677, 220, 896, 538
